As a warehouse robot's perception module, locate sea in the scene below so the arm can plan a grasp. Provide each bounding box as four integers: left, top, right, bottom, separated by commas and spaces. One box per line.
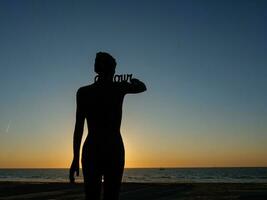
0, 168, 266, 183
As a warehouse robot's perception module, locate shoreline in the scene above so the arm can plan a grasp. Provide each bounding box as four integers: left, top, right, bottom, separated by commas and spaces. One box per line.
0, 181, 267, 199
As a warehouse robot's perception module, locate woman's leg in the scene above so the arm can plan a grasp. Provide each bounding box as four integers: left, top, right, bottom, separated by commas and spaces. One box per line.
82, 148, 102, 200
103, 144, 125, 200
82, 167, 102, 200
103, 165, 124, 200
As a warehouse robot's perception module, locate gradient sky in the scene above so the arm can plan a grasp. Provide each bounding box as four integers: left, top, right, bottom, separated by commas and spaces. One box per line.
0, 0, 267, 168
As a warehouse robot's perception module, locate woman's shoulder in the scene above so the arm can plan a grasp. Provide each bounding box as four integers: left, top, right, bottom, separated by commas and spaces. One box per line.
76, 84, 95, 96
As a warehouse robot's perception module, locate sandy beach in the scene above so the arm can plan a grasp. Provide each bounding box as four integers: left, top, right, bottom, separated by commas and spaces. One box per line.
0, 181, 266, 200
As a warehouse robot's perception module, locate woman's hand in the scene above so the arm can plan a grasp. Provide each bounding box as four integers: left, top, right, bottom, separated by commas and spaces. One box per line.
69, 158, 79, 183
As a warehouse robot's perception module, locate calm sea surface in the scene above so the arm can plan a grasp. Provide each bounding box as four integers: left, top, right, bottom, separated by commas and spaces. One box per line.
0, 168, 266, 183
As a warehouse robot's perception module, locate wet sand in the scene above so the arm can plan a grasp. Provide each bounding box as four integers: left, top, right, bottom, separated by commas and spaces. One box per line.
0, 181, 267, 200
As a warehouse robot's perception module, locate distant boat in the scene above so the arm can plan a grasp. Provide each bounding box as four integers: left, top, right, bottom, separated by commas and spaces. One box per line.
159, 168, 165, 171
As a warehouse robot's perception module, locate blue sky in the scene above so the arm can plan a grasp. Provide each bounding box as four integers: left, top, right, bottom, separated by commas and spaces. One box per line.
0, 0, 267, 167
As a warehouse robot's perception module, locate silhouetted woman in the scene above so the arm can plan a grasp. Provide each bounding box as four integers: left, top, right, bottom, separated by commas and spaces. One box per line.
69, 52, 146, 200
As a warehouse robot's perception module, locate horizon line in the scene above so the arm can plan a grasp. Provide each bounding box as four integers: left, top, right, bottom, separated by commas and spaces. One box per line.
1, 166, 267, 169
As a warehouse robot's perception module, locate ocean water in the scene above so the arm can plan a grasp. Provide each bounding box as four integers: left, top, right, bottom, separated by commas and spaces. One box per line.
0, 168, 266, 183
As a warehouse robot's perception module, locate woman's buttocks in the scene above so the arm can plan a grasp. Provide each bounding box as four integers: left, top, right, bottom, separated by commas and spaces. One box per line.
82, 131, 124, 158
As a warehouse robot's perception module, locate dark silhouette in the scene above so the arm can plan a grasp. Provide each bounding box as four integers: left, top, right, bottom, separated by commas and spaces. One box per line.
69, 52, 146, 200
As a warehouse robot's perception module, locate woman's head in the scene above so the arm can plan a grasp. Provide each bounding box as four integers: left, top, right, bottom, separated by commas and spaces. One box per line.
94, 52, 116, 77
